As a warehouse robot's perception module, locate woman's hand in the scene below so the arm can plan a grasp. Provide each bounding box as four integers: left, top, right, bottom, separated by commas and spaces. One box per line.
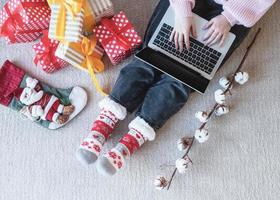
170, 16, 197, 52
203, 15, 231, 46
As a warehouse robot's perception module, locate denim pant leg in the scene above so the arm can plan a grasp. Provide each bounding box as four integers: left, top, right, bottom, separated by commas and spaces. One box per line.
109, 58, 159, 112
134, 0, 205, 130
109, 0, 169, 113
136, 74, 191, 130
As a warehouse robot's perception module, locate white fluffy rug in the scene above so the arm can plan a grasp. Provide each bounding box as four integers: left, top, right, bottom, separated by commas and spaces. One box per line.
0, 0, 279, 200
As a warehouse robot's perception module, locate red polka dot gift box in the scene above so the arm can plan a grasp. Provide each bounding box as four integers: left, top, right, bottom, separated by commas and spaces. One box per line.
83, 0, 114, 35
0, 0, 51, 44
93, 11, 142, 65
33, 31, 69, 74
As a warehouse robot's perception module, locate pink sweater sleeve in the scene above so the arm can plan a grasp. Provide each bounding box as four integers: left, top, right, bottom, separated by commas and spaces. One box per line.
220, 0, 276, 27
170, 0, 276, 28
169, 0, 195, 17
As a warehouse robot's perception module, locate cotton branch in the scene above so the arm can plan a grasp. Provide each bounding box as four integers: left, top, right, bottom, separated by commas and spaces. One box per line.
158, 28, 261, 191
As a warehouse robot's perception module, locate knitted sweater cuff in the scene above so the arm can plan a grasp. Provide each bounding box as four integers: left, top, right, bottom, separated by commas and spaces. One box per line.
222, 10, 239, 27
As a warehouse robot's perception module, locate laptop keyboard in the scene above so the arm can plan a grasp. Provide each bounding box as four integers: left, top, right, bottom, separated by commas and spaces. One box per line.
152, 23, 222, 75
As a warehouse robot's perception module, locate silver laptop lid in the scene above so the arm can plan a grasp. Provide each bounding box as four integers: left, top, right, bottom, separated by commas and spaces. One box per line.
148, 6, 236, 80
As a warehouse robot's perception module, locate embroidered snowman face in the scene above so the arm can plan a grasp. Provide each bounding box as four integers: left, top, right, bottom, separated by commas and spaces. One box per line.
20, 87, 43, 105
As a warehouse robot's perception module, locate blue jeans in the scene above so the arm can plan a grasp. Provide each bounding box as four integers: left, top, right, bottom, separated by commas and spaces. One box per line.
110, 0, 250, 130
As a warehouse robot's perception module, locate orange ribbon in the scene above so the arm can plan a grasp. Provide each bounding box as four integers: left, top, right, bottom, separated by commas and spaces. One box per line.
80, 37, 107, 96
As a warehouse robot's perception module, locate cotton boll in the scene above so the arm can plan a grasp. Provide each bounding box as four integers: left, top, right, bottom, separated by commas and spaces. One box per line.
219, 76, 231, 89
215, 105, 229, 116
194, 129, 209, 143
195, 111, 208, 123
154, 176, 168, 190
177, 137, 193, 151
214, 89, 226, 104
175, 158, 191, 174
234, 72, 249, 85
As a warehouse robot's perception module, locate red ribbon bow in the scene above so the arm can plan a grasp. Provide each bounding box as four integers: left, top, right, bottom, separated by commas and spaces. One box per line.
33, 31, 60, 68
0, 4, 25, 42
100, 17, 134, 51
0, 2, 47, 43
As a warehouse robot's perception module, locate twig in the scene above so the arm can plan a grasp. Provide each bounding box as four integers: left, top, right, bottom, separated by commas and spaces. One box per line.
164, 28, 261, 190
223, 28, 261, 95
167, 136, 195, 190
200, 103, 219, 129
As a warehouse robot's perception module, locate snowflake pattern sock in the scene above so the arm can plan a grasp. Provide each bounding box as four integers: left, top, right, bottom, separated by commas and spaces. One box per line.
96, 116, 156, 176
0, 60, 87, 130
76, 97, 127, 165
76, 109, 119, 165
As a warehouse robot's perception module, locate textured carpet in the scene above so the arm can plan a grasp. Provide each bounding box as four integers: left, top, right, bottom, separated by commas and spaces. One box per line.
0, 1, 280, 200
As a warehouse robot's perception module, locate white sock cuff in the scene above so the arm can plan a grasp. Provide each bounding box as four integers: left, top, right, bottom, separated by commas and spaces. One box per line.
99, 97, 127, 120
129, 116, 156, 141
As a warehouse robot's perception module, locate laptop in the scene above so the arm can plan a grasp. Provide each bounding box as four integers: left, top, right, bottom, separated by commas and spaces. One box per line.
135, 6, 236, 93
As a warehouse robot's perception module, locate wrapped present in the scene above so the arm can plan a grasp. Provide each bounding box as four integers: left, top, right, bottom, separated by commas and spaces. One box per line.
83, 0, 114, 34
93, 11, 142, 65
55, 36, 107, 95
33, 31, 69, 73
0, 0, 51, 44
47, 0, 85, 42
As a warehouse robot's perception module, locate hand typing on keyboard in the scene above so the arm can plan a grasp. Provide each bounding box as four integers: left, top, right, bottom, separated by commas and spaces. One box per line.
153, 23, 223, 75
169, 15, 197, 52
202, 15, 231, 47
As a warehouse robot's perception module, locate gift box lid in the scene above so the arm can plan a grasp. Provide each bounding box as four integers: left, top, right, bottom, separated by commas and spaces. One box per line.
0, 60, 25, 106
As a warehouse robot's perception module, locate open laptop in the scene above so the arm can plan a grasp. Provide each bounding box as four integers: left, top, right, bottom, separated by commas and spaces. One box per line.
135, 6, 236, 93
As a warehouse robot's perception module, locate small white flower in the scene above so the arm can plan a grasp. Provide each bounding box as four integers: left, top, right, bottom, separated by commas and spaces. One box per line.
215, 105, 230, 116
195, 129, 209, 143
154, 176, 168, 190
214, 89, 226, 104
195, 111, 208, 123
219, 76, 231, 89
175, 157, 192, 174
175, 160, 187, 174
177, 137, 193, 151
234, 71, 249, 85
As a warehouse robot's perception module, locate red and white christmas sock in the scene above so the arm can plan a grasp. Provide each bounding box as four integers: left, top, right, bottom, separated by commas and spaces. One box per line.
96, 116, 156, 175
0, 60, 87, 130
76, 97, 127, 165
80, 109, 118, 155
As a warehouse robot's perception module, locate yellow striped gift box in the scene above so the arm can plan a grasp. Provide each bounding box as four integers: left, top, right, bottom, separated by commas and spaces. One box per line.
55, 38, 104, 72
48, 0, 85, 42
83, 0, 114, 34
55, 36, 107, 95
